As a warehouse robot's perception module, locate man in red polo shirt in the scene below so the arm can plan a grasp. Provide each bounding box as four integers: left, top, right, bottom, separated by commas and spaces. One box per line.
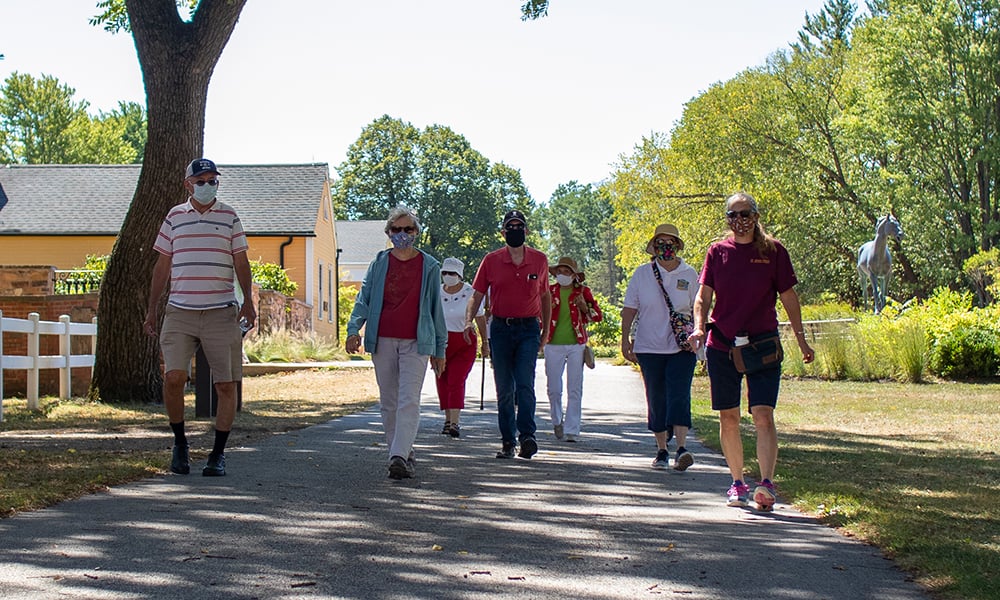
464, 210, 551, 459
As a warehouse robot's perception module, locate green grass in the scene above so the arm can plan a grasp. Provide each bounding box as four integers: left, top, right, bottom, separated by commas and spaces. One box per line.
690, 376, 1000, 600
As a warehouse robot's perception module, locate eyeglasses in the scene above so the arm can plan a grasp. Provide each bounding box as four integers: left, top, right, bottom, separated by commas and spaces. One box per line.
389, 226, 416, 234
441, 271, 459, 277
193, 179, 218, 187
505, 223, 525, 231
726, 209, 755, 219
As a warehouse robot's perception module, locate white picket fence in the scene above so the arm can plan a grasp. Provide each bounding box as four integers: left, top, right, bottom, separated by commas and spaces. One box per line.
0, 310, 98, 421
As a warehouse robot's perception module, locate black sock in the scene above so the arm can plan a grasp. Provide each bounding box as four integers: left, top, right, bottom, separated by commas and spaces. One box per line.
211, 429, 230, 456
170, 421, 187, 447
676, 446, 687, 454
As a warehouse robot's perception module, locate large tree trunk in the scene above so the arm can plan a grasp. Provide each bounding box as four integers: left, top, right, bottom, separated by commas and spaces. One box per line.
90, 0, 246, 403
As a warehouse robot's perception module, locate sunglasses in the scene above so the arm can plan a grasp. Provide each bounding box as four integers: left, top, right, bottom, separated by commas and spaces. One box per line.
389, 226, 416, 234
726, 209, 756, 219
193, 179, 218, 187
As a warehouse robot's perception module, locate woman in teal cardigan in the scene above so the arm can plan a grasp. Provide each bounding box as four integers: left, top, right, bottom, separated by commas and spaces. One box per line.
346, 206, 447, 480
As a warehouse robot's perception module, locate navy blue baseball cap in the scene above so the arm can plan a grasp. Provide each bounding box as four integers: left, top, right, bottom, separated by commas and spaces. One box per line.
502, 209, 527, 228
185, 158, 220, 178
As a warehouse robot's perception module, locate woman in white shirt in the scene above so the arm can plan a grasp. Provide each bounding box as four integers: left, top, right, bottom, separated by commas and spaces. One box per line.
436, 257, 488, 437
620, 224, 699, 472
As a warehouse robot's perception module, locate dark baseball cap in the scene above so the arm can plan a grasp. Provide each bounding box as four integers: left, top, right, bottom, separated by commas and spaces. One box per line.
185, 158, 220, 178
502, 209, 527, 228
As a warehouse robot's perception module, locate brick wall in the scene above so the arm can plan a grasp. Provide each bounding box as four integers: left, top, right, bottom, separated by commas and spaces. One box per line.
256, 289, 312, 335
0, 266, 55, 296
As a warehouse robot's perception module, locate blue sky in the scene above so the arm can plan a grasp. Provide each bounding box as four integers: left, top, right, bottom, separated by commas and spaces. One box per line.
2, 1, 828, 203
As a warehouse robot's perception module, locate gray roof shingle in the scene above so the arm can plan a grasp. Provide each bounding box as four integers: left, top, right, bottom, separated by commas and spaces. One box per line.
335, 220, 389, 264
0, 163, 330, 236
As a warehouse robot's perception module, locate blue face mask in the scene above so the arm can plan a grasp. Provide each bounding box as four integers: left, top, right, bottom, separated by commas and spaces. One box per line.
390, 231, 415, 249
192, 183, 217, 204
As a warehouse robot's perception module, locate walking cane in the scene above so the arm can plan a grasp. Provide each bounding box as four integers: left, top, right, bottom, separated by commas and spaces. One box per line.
479, 355, 485, 410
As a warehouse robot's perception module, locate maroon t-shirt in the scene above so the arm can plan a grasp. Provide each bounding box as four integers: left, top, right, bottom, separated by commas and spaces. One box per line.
378, 252, 423, 339
699, 237, 798, 351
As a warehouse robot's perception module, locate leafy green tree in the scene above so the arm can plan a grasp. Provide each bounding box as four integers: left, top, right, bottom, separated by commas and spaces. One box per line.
332, 115, 419, 219
538, 181, 622, 300
856, 0, 1000, 267
99, 101, 147, 163
0, 73, 143, 164
333, 116, 537, 275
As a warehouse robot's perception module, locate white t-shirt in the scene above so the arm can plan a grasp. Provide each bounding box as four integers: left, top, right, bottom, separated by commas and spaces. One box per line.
623, 259, 699, 354
441, 282, 485, 332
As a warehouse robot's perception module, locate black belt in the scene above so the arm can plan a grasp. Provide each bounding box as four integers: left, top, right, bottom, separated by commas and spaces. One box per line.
495, 316, 537, 325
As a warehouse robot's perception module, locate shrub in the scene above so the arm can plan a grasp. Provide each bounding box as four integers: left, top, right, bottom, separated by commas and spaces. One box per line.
587, 291, 621, 348
931, 324, 1000, 379
250, 260, 298, 296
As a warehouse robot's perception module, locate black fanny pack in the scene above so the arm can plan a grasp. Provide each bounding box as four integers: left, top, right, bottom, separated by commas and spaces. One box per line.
729, 330, 783, 374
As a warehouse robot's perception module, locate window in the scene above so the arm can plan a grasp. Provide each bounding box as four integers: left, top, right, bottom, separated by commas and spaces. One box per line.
318, 261, 324, 320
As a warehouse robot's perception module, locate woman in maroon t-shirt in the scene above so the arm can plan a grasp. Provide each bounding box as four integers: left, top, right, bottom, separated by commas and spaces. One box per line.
690, 192, 815, 512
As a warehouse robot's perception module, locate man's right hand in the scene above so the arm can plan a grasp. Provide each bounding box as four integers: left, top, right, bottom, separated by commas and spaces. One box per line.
143, 310, 158, 338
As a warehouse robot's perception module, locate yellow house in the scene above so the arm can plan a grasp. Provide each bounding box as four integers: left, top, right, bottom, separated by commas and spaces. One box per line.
0, 163, 340, 339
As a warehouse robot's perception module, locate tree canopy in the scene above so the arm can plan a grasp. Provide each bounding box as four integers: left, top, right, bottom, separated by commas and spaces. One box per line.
608, 0, 1000, 306
0, 72, 144, 164
333, 115, 536, 274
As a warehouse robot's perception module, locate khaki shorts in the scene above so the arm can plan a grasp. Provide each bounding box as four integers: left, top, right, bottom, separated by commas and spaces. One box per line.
160, 305, 243, 383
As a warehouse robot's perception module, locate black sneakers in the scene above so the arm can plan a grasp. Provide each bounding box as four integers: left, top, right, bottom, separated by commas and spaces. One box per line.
496, 442, 517, 459
170, 445, 190, 475
202, 452, 226, 476
673, 448, 695, 471
448, 424, 461, 438
518, 437, 538, 459
388, 455, 415, 479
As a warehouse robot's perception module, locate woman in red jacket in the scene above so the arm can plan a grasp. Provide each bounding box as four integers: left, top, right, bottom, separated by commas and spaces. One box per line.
544, 256, 602, 442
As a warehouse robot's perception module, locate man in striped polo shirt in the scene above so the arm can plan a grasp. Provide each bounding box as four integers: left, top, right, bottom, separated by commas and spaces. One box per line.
143, 158, 256, 477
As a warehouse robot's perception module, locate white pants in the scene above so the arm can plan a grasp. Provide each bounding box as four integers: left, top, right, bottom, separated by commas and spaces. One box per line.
371, 337, 428, 459
545, 343, 586, 436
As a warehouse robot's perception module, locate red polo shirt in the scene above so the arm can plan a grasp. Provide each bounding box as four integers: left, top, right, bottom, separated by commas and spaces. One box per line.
471, 246, 549, 318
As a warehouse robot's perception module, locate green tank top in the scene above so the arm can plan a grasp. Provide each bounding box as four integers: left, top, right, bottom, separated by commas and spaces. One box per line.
550, 286, 577, 345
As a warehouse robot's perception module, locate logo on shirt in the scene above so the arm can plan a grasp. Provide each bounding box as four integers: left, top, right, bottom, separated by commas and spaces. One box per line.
676, 279, 690, 291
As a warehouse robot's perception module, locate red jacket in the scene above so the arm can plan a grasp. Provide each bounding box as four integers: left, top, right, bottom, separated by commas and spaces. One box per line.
547, 283, 603, 344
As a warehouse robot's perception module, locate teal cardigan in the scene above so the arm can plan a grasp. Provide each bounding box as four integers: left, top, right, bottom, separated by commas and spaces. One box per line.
347, 249, 447, 358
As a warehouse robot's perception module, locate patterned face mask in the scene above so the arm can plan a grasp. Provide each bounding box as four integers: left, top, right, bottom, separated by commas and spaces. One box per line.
727, 214, 756, 236
653, 240, 677, 261
389, 230, 415, 249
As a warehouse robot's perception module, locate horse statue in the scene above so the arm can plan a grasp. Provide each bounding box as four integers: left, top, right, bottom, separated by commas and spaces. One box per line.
857, 214, 903, 314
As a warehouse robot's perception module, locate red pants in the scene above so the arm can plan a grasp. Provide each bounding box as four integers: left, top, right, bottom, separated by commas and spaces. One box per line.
435, 331, 478, 410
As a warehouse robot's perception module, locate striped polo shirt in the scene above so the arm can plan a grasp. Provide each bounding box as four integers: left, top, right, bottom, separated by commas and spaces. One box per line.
153, 199, 249, 310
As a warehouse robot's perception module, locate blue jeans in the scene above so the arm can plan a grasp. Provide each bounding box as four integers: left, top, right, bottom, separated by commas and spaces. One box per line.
636, 351, 696, 433
489, 318, 540, 444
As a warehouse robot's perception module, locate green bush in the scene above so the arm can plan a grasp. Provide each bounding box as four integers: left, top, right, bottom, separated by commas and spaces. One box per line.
587, 291, 621, 347
250, 260, 298, 296
931, 325, 1000, 379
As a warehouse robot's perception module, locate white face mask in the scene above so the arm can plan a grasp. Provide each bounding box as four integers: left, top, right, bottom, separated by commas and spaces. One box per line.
555, 274, 574, 287
191, 183, 217, 204
442, 274, 461, 287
